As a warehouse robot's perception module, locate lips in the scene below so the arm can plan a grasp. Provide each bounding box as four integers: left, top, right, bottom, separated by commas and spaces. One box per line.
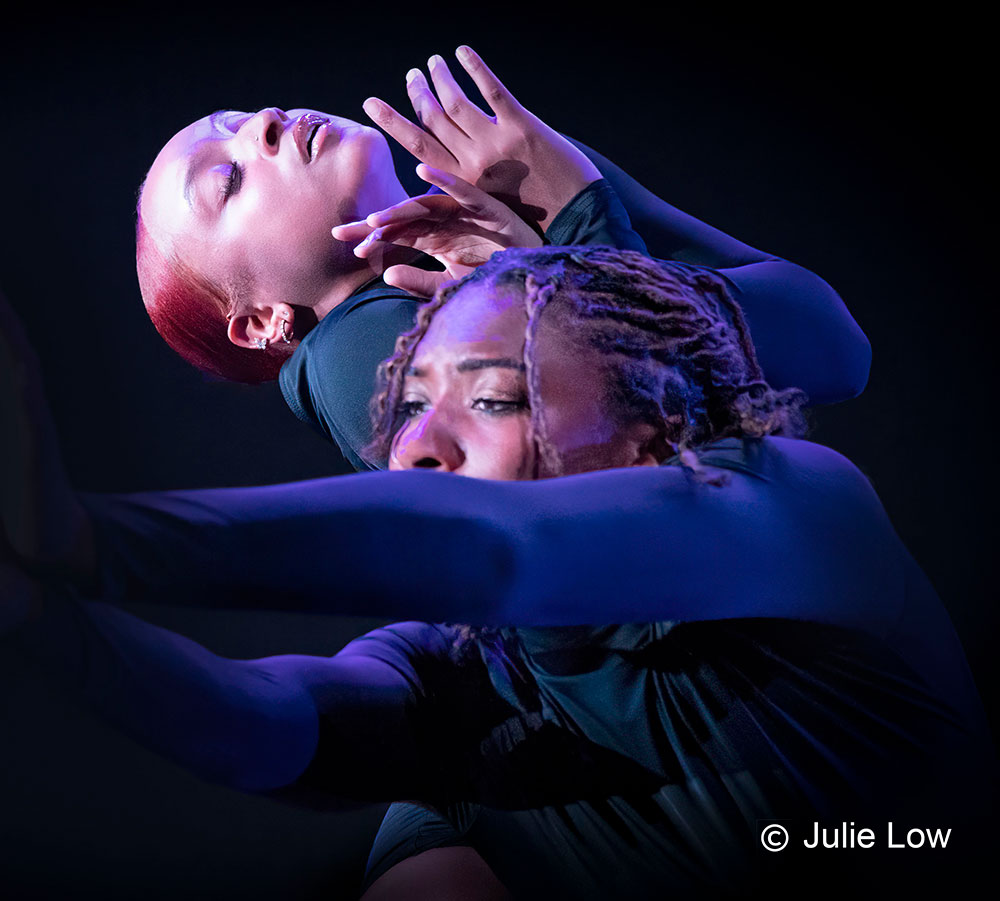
291, 114, 329, 163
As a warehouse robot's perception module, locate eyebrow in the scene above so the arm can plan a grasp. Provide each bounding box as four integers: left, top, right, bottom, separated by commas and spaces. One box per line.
407, 357, 526, 377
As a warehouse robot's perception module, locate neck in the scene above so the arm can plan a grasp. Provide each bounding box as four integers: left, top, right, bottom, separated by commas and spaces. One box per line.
311, 245, 422, 322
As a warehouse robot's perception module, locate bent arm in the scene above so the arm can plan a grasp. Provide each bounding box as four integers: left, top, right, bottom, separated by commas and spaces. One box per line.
717, 260, 871, 402
16, 592, 438, 802
567, 139, 871, 401
78, 440, 901, 636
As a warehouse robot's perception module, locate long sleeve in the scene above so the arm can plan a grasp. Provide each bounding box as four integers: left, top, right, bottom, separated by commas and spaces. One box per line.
566, 137, 773, 269
715, 259, 870, 402
559, 146, 872, 402
17, 593, 320, 792
278, 177, 867, 474
78, 438, 903, 637
15, 594, 455, 800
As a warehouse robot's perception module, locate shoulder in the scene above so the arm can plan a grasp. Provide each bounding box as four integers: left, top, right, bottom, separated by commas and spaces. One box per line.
278, 287, 422, 457
749, 437, 883, 508
298, 287, 422, 374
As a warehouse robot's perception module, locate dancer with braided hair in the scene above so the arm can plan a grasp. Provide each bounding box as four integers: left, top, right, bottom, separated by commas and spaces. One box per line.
133, 46, 868, 476
2, 245, 989, 899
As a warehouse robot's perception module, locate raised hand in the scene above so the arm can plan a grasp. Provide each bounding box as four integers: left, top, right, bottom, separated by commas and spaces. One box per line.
333, 163, 543, 298
0, 287, 93, 580
362, 46, 601, 234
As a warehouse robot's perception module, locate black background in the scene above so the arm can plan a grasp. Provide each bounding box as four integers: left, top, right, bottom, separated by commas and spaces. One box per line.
1, 3, 995, 898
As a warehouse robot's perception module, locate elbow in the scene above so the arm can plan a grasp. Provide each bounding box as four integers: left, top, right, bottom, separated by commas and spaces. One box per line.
830, 327, 872, 402
846, 330, 873, 399
197, 676, 321, 795
790, 266, 873, 404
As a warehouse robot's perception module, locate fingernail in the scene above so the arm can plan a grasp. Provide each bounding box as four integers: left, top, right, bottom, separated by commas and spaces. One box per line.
405, 68, 421, 84
428, 54, 442, 70
362, 98, 380, 115
419, 164, 446, 183
456, 46, 472, 63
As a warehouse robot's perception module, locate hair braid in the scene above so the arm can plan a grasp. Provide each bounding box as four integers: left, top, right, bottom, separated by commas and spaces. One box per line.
367, 245, 807, 474
522, 273, 562, 478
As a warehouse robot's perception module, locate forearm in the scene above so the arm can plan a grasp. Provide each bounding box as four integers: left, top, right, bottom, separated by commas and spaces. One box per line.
16, 588, 319, 793
77, 479, 517, 619
567, 137, 774, 268
563, 140, 870, 402
76, 447, 898, 634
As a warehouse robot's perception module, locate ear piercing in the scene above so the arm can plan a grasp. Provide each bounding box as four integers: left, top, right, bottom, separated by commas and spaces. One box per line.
251, 320, 292, 350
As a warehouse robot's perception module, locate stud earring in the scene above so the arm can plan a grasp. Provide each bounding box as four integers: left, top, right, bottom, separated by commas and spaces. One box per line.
252, 337, 268, 350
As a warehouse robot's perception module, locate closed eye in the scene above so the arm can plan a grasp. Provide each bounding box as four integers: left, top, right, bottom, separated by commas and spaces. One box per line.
221, 161, 243, 200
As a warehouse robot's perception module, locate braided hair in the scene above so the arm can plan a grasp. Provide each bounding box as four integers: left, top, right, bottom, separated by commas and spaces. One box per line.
366, 245, 806, 473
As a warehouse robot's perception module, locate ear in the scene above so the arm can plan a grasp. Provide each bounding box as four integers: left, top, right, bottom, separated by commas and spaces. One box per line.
226, 302, 297, 349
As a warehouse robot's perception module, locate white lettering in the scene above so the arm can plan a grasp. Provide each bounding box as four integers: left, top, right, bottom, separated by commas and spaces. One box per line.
926, 828, 952, 848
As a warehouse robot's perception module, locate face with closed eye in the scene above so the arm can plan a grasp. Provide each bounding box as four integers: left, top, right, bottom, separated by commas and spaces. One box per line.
139, 107, 407, 316
388, 280, 664, 480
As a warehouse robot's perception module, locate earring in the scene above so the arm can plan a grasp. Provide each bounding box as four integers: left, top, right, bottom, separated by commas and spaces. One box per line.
280, 320, 293, 344
252, 337, 269, 350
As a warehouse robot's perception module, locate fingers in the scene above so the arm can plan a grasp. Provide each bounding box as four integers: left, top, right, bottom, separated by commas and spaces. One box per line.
425, 54, 490, 130
405, 68, 470, 146
362, 96, 456, 167
415, 164, 513, 223
331, 220, 375, 244
365, 194, 455, 229
382, 265, 451, 299
454, 45, 523, 119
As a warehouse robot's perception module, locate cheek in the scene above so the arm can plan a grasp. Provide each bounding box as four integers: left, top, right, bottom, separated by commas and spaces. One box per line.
336, 133, 401, 219
388, 421, 417, 469
469, 417, 535, 480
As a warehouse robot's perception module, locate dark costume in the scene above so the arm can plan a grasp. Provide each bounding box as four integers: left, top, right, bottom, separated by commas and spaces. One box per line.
20, 437, 991, 897
17, 157, 977, 899
280, 165, 870, 470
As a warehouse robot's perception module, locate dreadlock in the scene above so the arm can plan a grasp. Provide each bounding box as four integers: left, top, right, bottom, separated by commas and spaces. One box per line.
365, 245, 806, 471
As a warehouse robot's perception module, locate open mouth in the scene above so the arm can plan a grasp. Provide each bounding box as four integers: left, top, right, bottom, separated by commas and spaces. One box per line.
306, 123, 321, 160
293, 114, 329, 163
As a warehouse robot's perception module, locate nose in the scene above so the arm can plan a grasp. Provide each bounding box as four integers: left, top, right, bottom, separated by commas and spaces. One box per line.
239, 108, 287, 156
391, 412, 465, 473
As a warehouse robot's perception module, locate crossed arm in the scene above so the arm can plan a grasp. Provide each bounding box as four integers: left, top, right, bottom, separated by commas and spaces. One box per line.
350, 47, 870, 405
73, 437, 901, 634
11, 437, 903, 800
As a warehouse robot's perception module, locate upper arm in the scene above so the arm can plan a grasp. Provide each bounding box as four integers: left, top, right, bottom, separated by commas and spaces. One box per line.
80, 444, 901, 634
273, 622, 468, 804
499, 442, 901, 634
